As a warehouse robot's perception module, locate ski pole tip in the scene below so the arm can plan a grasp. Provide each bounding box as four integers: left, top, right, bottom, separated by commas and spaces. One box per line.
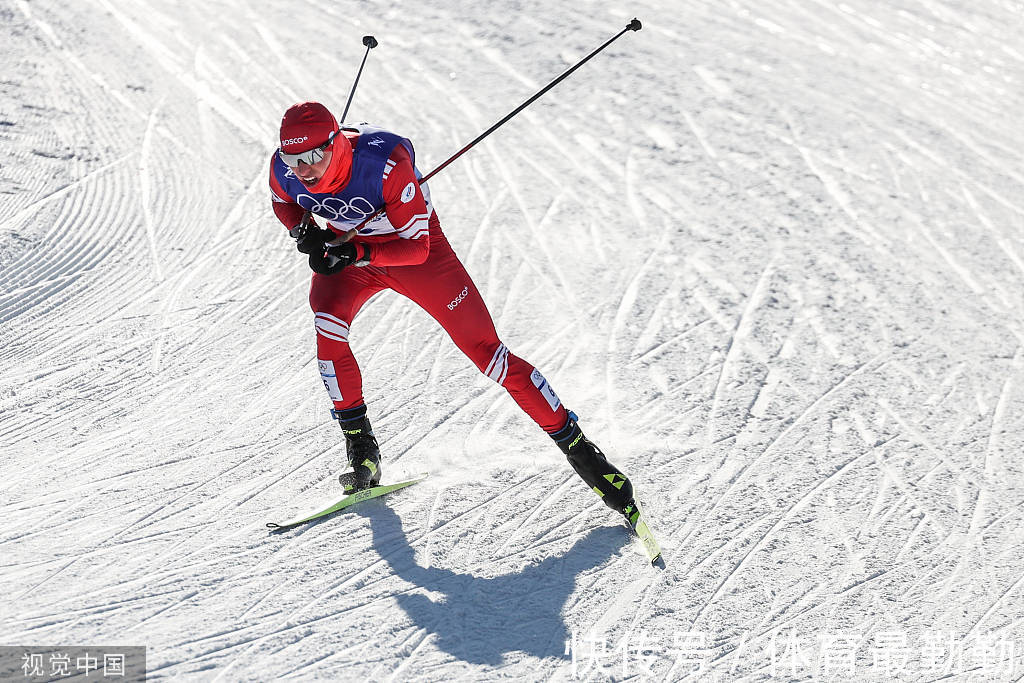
627, 18, 642, 31
362, 35, 378, 48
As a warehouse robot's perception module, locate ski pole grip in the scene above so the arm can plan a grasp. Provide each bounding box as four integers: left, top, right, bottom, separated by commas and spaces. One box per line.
627, 18, 642, 31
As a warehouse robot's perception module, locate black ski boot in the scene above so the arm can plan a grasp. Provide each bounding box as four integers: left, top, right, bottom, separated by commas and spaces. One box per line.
332, 405, 382, 493
550, 411, 636, 521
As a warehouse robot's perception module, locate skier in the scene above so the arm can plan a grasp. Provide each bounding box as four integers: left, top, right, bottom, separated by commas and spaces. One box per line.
268, 101, 643, 526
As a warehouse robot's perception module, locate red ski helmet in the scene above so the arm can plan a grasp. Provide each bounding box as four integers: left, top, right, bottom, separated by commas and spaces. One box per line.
279, 102, 339, 154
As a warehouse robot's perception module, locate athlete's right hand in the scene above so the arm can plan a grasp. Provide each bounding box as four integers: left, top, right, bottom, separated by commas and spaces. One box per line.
294, 226, 335, 255
290, 212, 335, 255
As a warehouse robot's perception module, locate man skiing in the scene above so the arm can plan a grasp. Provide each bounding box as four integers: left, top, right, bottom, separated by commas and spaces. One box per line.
268, 101, 643, 527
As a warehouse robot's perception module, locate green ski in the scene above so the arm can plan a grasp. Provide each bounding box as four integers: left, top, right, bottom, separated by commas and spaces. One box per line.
634, 514, 662, 565
624, 499, 663, 565
266, 475, 426, 530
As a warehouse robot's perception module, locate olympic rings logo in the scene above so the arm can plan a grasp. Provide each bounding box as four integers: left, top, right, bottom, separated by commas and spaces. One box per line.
296, 194, 378, 221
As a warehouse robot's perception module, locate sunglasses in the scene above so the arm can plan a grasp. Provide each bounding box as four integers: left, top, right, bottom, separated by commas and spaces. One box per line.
278, 130, 338, 167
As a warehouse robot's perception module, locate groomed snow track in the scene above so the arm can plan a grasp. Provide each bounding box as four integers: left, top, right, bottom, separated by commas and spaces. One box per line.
2, 1, 1023, 680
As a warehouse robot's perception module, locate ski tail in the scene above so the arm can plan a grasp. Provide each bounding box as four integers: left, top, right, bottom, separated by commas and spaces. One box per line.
624, 499, 662, 565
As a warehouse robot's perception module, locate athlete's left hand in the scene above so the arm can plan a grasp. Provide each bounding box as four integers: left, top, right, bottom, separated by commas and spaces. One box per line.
309, 243, 359, 275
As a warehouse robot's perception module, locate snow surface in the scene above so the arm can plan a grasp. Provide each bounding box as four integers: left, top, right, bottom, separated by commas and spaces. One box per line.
3, 0, 1024, 680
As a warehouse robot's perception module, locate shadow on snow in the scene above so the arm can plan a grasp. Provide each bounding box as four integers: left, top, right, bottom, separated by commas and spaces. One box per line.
355, 503, 626, 666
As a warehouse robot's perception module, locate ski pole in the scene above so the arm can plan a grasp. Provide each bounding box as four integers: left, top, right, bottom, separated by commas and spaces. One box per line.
421, 18, 641, 184
306, 35, 379, 247
340, 35, 379, 123
349, 18, 642, 230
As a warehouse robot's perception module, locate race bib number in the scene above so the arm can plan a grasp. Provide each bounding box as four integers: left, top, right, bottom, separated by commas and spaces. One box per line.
531, 369, 562, 412
318, 360, 343, 401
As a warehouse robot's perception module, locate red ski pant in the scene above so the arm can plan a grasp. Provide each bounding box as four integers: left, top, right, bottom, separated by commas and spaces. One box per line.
308, 226, 569, 433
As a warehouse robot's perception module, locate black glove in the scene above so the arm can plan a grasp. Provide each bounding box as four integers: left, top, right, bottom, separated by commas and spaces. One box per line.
292, 222, 336, 255
309, 242, 362, 275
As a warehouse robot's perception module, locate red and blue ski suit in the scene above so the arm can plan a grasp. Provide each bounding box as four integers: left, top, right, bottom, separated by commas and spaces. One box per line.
269, 125, 569, 433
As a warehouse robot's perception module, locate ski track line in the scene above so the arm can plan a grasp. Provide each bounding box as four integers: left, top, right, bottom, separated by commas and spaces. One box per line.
738, 532, 965, 650
384, 629, 436, 683
704, 260, 774, 448
670, 509, 777, 587
6, 512, 219, 593
509, 137, 611, 209
274, 651, 340, 681
28, 541, 263, 619
59, 588, 194, 627
483, 146, 583, 316
891, 552, 960, 608
876, 398, 982, 495
420, 485, 447, 569
632, 317, 714, 364
962, 185, 1024, 280
629, 363, 721, 421
621, 515, 779, 656
697, 348, 891, 527
648, 433, 736, 511
463, 184, 511, 272
217, 30, 294, 102
891, 515, 928, 566
0, 454, 211, 514
623, 146, 647, 228
603, 244, 674, 430
751, 580, 826, 643
918, 93, 1024, 190
9, 502, 174, 603
689, 435, 899, 629
491, 473, 575, 557
227, 426, 339, 510
0, 500, 111, 548
980, 496, 1024, 537
11, 0, 243, 191
967, 346, 1020, 537
486, 511, 617, 566
191, 42, 270, 128
108, 443, 329, 571
157, 481, 331, 572
236, 578, 294, 621
964, 571, 1024, 642
190, 576, 429, 679
682, 109, 718, 162
6, 589, 186, 638
146, 625, 269, 676
138, 101, 166, 283
1, 233, 127, 355
246, 11, 309, 95
873, 447, 952, 538
365, 624, 427, 682
894, 123, 1024, 218
529, 495, 617, 549
7, 1, 1024, 678
519, 107, 616, 196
